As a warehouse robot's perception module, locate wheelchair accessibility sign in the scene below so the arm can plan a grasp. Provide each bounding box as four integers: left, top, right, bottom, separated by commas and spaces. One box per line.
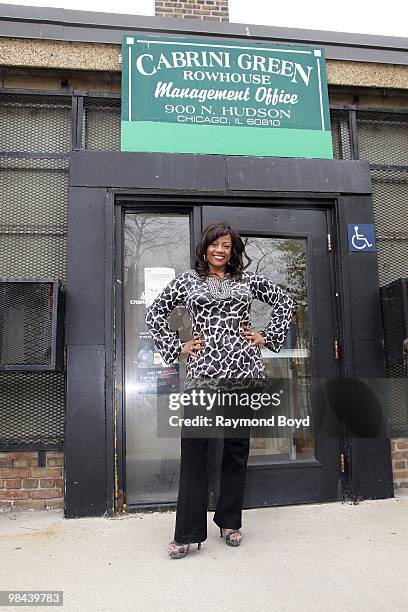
348, 224, 376, 252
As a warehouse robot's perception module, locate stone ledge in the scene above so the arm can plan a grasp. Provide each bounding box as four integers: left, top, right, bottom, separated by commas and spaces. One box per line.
1, 37, 408, 89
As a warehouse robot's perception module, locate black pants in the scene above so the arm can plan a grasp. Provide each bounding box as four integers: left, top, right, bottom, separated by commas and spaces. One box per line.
173, 435, 251, 544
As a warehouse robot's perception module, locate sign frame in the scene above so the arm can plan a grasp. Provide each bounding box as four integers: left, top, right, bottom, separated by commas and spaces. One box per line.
121, 35, 333, 159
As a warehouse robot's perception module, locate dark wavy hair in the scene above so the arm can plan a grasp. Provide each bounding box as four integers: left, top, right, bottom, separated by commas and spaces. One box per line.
194, 222, 245, 278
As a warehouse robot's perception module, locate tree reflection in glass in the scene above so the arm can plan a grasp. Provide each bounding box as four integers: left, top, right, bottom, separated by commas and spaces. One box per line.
243, 236, 314, 462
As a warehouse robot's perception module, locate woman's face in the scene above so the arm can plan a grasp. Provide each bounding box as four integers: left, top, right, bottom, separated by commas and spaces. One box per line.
206, 234, 232, 272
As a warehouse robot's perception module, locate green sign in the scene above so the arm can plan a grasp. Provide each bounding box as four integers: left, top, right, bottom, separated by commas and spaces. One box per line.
121, 35, 333, 158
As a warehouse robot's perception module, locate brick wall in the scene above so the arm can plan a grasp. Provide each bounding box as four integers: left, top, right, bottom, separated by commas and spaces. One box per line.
155, 0, 229, 21
0, 451, 64, 511
391, 438, 408, 488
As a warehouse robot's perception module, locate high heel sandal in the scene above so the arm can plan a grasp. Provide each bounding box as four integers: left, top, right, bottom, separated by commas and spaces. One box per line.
167, 540, 202, 559
219, 527, 242, 546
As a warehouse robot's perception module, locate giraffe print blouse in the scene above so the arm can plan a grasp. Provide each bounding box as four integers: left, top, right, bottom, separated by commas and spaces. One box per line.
145, 269, 295, 380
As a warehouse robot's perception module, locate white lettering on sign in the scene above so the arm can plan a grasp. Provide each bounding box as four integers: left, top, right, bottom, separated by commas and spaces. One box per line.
135, 53, 155, 76
155, 81, 251, 104
135, 50, 231, 76
255, 88, 298, 105
135, 50, 313, 87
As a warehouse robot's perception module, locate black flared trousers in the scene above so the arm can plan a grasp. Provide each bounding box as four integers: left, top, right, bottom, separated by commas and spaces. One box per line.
173, 435, 251, 544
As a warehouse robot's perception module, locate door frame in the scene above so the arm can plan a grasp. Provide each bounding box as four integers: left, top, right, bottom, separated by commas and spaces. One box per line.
201, 204, 343, 508
115, 199, 342, 511
64, 151, 394, 518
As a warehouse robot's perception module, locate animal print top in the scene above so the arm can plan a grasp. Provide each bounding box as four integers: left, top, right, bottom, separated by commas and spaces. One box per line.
145, 269, 295, 380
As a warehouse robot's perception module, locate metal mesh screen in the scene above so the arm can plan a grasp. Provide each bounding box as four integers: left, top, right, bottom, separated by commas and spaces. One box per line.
360, 112, 408, 437
0, 281, 56, 368
0, 93, 71, 153
357, 111, 408, 166
0, 93, 69, 448
330, 109, 352, 160
371, 168, 408, 286
381, 279, 408, 365
386, 368, 408, 437
83, 97, 121, 151
0, 372, 64, 446
381, 279, 408, 437
0, 156, 68, 280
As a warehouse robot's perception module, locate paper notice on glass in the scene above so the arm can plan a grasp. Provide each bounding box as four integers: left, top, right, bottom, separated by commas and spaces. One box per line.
144, 267, 175, 307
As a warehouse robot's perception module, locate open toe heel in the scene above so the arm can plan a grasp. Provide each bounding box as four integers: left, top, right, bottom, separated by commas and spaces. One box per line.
167, 540, 202, 559
219, 527, 242, 547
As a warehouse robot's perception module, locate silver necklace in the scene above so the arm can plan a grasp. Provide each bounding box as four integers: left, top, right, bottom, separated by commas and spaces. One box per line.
188, 269, 233, 300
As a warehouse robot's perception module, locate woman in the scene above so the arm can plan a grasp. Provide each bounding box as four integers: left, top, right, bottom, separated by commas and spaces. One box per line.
145, 222, 295, 558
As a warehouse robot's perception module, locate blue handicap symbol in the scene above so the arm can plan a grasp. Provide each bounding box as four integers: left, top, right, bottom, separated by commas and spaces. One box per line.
348, 224, 376, 252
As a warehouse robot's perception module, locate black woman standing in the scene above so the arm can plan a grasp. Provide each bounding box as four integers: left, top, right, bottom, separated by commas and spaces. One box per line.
145, 222, 295, 558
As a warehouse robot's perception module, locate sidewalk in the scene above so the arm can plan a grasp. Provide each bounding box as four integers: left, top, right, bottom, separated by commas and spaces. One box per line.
1, 489, 408, 612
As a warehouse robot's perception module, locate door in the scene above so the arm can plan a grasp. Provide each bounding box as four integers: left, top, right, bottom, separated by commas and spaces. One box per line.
121, 202, 343, 510
122, 209, 196, 507
202, 205, 343, 506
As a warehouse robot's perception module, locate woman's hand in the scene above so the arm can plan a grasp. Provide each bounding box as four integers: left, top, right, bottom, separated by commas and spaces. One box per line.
181, 332, 205, 358
240, 325, 265, 347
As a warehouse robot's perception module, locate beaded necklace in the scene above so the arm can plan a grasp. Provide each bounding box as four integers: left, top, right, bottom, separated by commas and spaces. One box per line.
188, 269, 233, 300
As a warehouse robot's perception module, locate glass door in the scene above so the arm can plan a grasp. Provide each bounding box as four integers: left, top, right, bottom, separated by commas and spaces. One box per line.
244, 234, 312, 463
122, 203, 343, 509
123, 211, 193, 506
202, 205, 342, 506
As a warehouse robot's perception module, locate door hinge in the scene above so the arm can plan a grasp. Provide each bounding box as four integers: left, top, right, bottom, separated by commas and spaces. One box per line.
327, 233, 332, 251
334, 339, 340, 360
340, 452, 345, 474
